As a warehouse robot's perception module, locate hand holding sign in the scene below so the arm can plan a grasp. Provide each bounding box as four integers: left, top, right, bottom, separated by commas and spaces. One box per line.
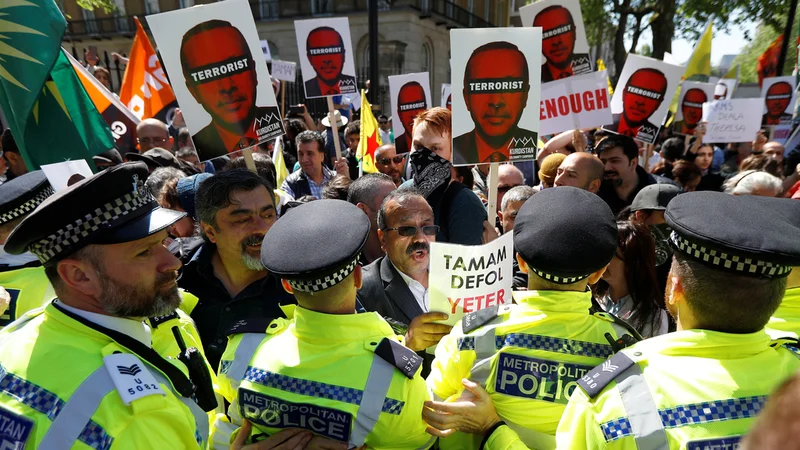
405, 312, 452, 351
701, 99, 763, 144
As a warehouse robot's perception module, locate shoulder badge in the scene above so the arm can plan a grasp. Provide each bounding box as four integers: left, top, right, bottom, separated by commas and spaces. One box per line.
576, 351, 635, 398
373, 338, 422, 379
225, 317, 273, 336
147, 311, 179, 330
103, 353, 166, 405
462, 304, 500, 334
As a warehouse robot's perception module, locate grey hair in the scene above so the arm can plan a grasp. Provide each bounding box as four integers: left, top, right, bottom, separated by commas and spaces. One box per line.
501, 185, 537, 212
723, 170, 782, 196
376, 188, 429, 231
145, 167, 186, 198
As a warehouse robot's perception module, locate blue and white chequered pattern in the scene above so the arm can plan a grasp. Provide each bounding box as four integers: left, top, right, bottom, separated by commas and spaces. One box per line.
220, 360, 232, 375
194, 427, 203, 446
0, 364, 113, 449
457, 333, 614, 359
600, 396, 767, 442
244, 367, 405, 415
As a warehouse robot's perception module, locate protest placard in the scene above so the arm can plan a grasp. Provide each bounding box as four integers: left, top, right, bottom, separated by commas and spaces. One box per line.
41, 160, 94, 191
451, 28, 542, 166
771, 124, 794, 145
538, 70, 611, 135
441, 83, 452, 110
389, 73, 432, 156
294, 17, 357, 98
272, 61, 297, 82
714, 79, 737, 100
761, 76, 796, 127
429, 232, 514, 326
519, 0, 592, 81
603, 54, 684, 144
147, 0, 285, 161
672, 81, 714, 136
260, 39, 272, 61
701, 99, 763, 143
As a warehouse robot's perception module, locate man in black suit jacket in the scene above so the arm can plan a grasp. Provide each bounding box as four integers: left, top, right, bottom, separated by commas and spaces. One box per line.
303, 26, 357, 97
533, 5, 592, 82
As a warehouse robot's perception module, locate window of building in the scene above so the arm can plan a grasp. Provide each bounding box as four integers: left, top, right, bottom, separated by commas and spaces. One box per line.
144, 0, 160, 14
179, 0, 194, 8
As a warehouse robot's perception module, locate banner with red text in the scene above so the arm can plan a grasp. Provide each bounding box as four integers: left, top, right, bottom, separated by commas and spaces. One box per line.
539, 70, 611, 135
429, 232, 514, 326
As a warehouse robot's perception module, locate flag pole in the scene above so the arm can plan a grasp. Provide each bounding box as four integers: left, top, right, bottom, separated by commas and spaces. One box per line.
486, 163, 499, 225
326, 96, 343, 162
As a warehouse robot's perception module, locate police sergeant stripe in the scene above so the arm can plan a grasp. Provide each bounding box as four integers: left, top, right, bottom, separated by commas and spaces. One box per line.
600, 396, 767, 442
457, 333, 614, 359
0, 364, 113, 450
244, 367, 405, 415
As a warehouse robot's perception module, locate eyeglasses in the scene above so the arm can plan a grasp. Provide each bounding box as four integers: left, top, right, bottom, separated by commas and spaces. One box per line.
138, 137, 169, 145
383, 225, 439, 237
377, 155, 406, 166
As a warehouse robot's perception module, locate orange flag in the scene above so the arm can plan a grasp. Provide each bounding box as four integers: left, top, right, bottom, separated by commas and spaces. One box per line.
356, 90, 381, 174
119, 17, 177, 122
757, 35, 783, 87
67, 50, 140, 153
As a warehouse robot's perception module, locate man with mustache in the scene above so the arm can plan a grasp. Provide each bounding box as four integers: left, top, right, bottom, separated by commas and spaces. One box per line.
358, 189, 452, 376
762, 81, 794, 126
674, 88, 707, 135
534, 5, 591, 82
395, 81, 428, 155
453, 41, 539, 165
178, 169, 295, 369
304, 26, 357, 97
606, 68, 668, 144
180, 20, 284, 159
596, 134, 667, 215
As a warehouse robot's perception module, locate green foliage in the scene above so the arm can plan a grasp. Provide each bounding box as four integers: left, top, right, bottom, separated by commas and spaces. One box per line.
729, 7, 799, 83
75, 0, 118, 14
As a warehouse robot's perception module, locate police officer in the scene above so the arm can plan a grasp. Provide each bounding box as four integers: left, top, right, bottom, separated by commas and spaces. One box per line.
426, 187, 638, 450
217, 200, 434, 449
1, 163, 211, 448
457, 192, 800, 449
765, 200, 800, 339
0, 171, 55, 328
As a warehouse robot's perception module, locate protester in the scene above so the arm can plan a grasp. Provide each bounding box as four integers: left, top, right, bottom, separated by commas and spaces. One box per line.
723, 170, 782, 197
596, 134, 665, 214
281, 118, 306, 172
740, 153, 783, 178
670, 159, 702, 192
425, 187, 638, 449
281, 130, 339, 199
375, 144, 406, 187
145, 166, 187, 199
649, 136, 685, 179
347, 172, 396, 265
592, 221, 669, 337
176, 147, 205, 173
683, 142, 725, 191
553, 152, 604, 193
401, 107, 487, 245
1, 130, 28, 179
176, 127, 194, 150
92, 149, 125, 170
217, 200, 434, 449
343, 119, 361, 179
378, 114, 394, 144
499, 185, 537, 290
179, 169, 295, 368
453, 165, 475, 190
136, 118, 172, 153
496, 164, 525, 214
157, 173, 209, 239
321, 174, 353, 200
2, 163, 214, 447
536, 153, 566, 190
321, 109, 348, 167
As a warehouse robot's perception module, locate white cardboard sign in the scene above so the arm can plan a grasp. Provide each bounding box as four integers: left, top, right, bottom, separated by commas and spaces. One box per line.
272, 60, 297, 82
701, 99, 764, 143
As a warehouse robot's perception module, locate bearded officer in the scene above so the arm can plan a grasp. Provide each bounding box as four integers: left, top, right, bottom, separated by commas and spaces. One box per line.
0, 171, 55, 328
425, 187, 639, 450
216, 200, 434, 449
0, 162, 212, 448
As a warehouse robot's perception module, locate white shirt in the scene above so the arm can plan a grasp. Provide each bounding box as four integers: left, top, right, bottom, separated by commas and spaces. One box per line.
391, 261, 429, 313
57, 300, 153, 347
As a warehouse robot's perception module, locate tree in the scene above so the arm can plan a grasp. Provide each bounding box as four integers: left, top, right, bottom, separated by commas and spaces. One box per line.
76, 0, 117, 14
730, 7, 799, 83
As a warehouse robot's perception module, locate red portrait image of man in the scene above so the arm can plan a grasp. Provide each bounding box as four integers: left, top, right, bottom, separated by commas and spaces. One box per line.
534, 5, 591, 82
606, 68, 667, 144
762, 81, 793, 126
394, 81, 428, 155
674, 88, 707, 135
714, 83, 728, 100
453, 41, 538, 165
304, 26, 357, 97
446, 94, 452, 111
180, 20, 284, 159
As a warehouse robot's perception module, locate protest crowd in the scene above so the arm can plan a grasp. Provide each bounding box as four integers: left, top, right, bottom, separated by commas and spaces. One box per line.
2, 0, 800, 449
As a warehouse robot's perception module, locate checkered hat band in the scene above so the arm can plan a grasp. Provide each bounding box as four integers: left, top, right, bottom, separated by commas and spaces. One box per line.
288, 256, 360, 293
30, 191, 156, 264
0, 186, 55, 225
670, 231, 791, 278
530, 267, 589, 285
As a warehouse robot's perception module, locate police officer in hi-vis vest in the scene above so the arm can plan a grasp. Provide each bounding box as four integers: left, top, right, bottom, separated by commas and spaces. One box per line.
216, 200, 435, 449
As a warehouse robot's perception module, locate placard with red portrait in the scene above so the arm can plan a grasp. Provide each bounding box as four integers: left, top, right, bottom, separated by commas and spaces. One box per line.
294, 17, 358, 99
441, 83, 452, 110
450, 28, 543, 166
388, 73, 432, 157
147, 0, 285, 161
672, 81, 715, 136
761, 76, 797, 127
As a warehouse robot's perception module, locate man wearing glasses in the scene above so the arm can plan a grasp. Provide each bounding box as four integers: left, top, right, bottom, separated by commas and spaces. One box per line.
357, 189, 453, 377
377, 114, 394, 145
374, 144, 406, 187
135, 118, 172, 153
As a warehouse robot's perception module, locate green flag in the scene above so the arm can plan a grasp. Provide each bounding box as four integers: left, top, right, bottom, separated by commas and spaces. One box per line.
0, 0, 113, 170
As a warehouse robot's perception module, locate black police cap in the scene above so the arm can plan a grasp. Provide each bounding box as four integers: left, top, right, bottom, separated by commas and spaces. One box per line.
261, 199, 369, 293
5, 162, 185, 264
513, 186, 617, 284
665, 191, 800, 278
0, 171, 54, 226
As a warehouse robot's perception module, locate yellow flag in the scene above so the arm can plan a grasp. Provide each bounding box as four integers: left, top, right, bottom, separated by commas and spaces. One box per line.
597, 59, 613, 95
666, 17, 713, 126
273, 136, 290, 189
356, 89, 381, 174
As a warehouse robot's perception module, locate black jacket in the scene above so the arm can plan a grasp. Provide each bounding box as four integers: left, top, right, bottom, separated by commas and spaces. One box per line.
357, 256, 423, 329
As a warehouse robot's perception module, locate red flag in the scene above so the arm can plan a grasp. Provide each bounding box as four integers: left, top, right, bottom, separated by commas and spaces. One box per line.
757, 35, 783, 87
119, 17, 177, 122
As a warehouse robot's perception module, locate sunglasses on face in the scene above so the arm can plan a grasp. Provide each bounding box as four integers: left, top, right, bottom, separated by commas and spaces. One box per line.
383, 225, 440, 237
378, 155, 406, 165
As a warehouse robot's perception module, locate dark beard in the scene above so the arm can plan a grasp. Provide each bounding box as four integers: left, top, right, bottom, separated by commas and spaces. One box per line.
99, 270, 181, 318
